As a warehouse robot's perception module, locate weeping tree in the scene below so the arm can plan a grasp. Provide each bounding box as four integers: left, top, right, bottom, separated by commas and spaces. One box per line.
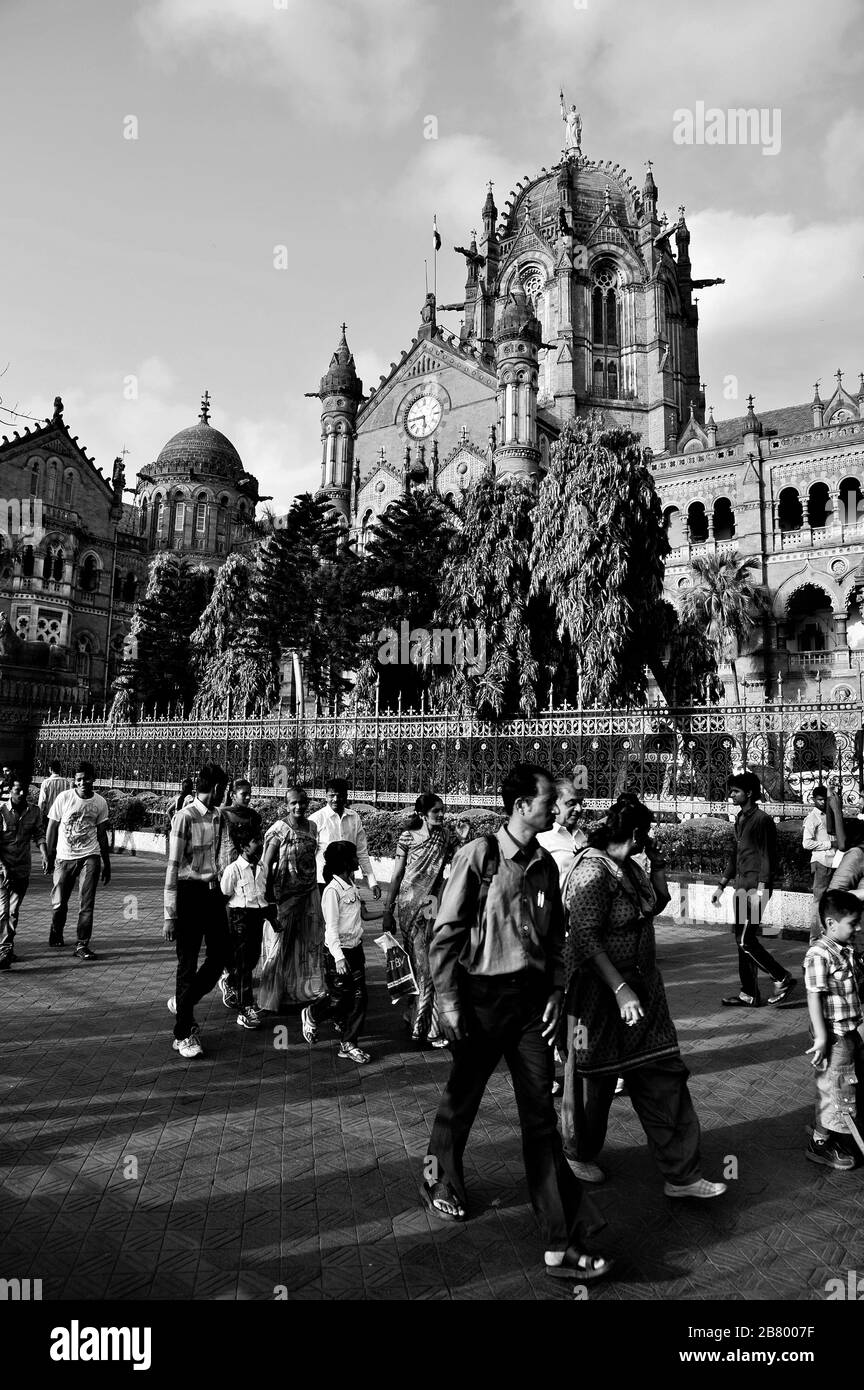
109, 553, 209, 717
678, 550, 770, 703
189, 553, 254, 711
431, 469, 565, 717
530, 415, 669, 707
352, 489, 458, 711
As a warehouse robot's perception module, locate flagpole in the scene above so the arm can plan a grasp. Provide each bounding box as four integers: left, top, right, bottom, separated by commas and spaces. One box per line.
433, 211, 438, 300
424, 259, 428, 295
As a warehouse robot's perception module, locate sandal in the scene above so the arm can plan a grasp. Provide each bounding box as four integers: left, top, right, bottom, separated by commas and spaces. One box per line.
545, 1250, 614, 1282
420, 1179, 466, 1222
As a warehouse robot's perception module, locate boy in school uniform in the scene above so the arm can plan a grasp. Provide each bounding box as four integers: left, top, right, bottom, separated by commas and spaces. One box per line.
220, 826, 269, 1031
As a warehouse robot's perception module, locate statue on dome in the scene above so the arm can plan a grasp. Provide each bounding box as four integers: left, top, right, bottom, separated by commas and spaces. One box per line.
559, 89, 582, 155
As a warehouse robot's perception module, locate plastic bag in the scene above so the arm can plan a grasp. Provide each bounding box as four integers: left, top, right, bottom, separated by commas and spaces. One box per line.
374, 931, 419, 1003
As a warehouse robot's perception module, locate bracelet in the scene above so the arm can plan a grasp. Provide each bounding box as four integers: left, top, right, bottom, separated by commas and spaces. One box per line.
614, 982, 627, 996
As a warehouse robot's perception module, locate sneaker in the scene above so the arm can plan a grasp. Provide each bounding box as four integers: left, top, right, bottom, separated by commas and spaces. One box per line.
664, 1178, 727, 1199
172, 1034, 204, 1059
167, 995, 177, 1015
614, 1076, 626, 1095
301, 1006, 318, 1044
245, 1005, 265, 1025
768, 976, 797, 1005
721, 993, 762, 1007
806, 1134, 856, 1171
565, 1158, 606, 1184
74, 946, 98, 961
338, 1042, 371, 1064
219, 972, 239, 1009
236, 1009, 260, 1031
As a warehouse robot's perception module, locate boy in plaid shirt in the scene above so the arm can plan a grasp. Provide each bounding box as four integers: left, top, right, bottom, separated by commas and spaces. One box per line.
804, 888, 864, 1171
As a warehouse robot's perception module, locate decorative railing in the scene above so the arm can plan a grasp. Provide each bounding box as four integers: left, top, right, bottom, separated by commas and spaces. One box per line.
28, 698, 864, 814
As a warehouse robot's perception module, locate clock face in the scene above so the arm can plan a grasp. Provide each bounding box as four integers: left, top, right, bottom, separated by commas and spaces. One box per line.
405, 395, 442, 438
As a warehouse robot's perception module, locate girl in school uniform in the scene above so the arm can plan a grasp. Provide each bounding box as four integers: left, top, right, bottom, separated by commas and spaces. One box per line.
301, 840, 371, 1064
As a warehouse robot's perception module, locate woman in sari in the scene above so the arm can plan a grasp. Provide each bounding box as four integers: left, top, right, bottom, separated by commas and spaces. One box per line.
258, 785, 323, 1010
382, 793, 455, 1047
560, 799, 727, 1199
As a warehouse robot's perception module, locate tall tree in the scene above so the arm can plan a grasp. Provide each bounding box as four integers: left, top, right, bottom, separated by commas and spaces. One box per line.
431, 469, 563, 717
354, 489, 458, 710
189, 553, 253, 711
678, 550, 770, 703
109, 553, 208, 716
530, 415, 669, 707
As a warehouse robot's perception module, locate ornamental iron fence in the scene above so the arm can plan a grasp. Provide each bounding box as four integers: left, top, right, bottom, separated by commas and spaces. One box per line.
30, 698, 864, 816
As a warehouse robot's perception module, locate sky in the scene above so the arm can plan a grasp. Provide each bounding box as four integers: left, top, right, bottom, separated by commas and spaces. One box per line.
1, 0, 862, 514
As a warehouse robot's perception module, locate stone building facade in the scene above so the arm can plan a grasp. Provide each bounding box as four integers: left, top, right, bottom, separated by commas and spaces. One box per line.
0, 392, 260, 713
314, 138, 864, 700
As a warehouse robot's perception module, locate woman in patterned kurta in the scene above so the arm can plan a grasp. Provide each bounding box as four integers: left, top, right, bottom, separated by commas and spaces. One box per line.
560, 801, 725, 1198
258, 787, 323, 1009
382, 794, 455, 1046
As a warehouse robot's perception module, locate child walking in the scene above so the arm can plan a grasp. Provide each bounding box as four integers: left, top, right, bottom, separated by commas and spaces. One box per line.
301, 840, 371, 1064
219, 826, 269, 1031
804, 887, 864, 1171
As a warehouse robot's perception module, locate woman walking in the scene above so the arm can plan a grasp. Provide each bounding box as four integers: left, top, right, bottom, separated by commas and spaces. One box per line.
561, 799, 727, 1199
258, 785, 323, 1010
382, 793, 455, 1047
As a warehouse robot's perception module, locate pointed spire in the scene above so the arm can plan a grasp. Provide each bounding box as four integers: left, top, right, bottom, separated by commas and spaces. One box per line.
319, 324, 362, 398
199, 389, 211, 425
482, 180, 497, 237
812, 381, 823, 405
743, 394, 762, 438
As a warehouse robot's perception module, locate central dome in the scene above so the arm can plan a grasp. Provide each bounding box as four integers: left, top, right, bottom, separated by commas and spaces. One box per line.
155, 395, 244, 481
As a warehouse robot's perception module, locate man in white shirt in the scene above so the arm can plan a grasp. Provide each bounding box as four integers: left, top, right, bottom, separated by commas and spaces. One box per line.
537, 778, 586, 885
803, 784, 838, 944
309, 778, 381, 898
38, 760, 72, 826
46, 761, 111, 960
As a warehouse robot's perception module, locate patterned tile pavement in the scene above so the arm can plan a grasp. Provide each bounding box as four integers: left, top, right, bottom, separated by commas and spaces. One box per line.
1, 853, 862, 1301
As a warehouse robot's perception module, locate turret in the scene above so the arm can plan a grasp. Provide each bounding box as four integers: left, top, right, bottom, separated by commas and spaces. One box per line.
312, 325, 363, 521
812, 383, 824, 429
492, 285, 542, 480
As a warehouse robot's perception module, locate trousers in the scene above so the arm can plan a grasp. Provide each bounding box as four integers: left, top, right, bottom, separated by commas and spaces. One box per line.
309, 944, 367, 1045
173, 881, 229, 1040
50, 856, 101, 944
227, 907, 266, 1008
733, 889, 787, 998
426, 971, 582, 1251
0, 874, 29, 956
562, 1051, 703, 1185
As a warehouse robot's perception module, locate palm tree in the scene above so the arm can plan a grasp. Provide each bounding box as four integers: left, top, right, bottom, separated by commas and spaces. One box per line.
679, 551, 770, 703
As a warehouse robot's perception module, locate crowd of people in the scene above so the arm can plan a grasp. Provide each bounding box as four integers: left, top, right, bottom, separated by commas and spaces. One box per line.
0, 754, 861, 1285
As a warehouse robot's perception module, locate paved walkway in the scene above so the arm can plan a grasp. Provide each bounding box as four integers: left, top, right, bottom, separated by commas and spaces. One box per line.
1, 854, 861, 1301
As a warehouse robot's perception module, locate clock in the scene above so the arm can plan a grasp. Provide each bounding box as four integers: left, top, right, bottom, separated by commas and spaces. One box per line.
405, 395, 442, 438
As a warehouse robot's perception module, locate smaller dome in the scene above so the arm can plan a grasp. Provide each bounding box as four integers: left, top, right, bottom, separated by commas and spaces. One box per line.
493, 285, 542, 346
320, 325, 363, 398
155, 394, 245, 480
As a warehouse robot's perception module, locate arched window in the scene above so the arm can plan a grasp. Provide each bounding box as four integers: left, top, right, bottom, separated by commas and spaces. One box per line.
359, 508, 374, 555
171, 492, 185, 543
217, 495, 230, 552
76, 634, 93, 682
778, 486, 804, 533
29, 460, 40, 497
22, 545, 34, 578
152, 494, 164, 545
606, 360, 619, 399
712, 497, 735, 541
687, 501, 709, 544
80, 554, 99, 593
664, 506, 686, 549
807, 481, 830, 529
140, 496, 149, 537
839, 477, 863, 529
49, 544, 64, 582
63, 471, 74, 506
47, 459, 58, 502
122, 572, 137, 603
194, 492, 208, 544
590, 264, 621, 398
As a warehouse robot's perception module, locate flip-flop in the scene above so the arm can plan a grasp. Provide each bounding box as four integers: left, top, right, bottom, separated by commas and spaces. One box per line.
419, 1181, 466, 1222
545, 1252, 614, 1282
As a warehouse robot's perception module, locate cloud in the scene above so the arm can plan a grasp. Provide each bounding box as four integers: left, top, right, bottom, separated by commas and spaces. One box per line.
689, 209, 864, 412
824, 112, 864, 214
136, 0, 436, 126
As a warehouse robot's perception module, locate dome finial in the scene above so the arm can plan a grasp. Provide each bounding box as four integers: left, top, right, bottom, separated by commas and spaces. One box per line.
199, 390, 211, 425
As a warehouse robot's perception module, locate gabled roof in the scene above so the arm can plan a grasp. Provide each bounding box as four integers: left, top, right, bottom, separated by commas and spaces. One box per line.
0, 411, 112, 496
358, 327, 495, 426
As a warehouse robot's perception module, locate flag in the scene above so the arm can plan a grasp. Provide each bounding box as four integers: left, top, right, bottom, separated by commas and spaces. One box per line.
432, 214, 441, 252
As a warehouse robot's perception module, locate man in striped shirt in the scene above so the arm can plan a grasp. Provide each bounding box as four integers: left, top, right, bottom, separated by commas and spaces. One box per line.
163, 763, 229, 1059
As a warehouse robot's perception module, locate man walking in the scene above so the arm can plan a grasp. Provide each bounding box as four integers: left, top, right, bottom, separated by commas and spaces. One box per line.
310, 778, 381, 898
0, 778, 49, 968
803, 784, 840, 944
46, 761, 111, 960
38, 760, 72, 827
711, 771, 796, 1007
163, 763, 230, 1059
537, 777, 586, 881
422, 762, 613, 1283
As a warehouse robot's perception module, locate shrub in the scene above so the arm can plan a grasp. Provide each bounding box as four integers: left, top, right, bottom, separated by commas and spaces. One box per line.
653, 818, 812, 891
